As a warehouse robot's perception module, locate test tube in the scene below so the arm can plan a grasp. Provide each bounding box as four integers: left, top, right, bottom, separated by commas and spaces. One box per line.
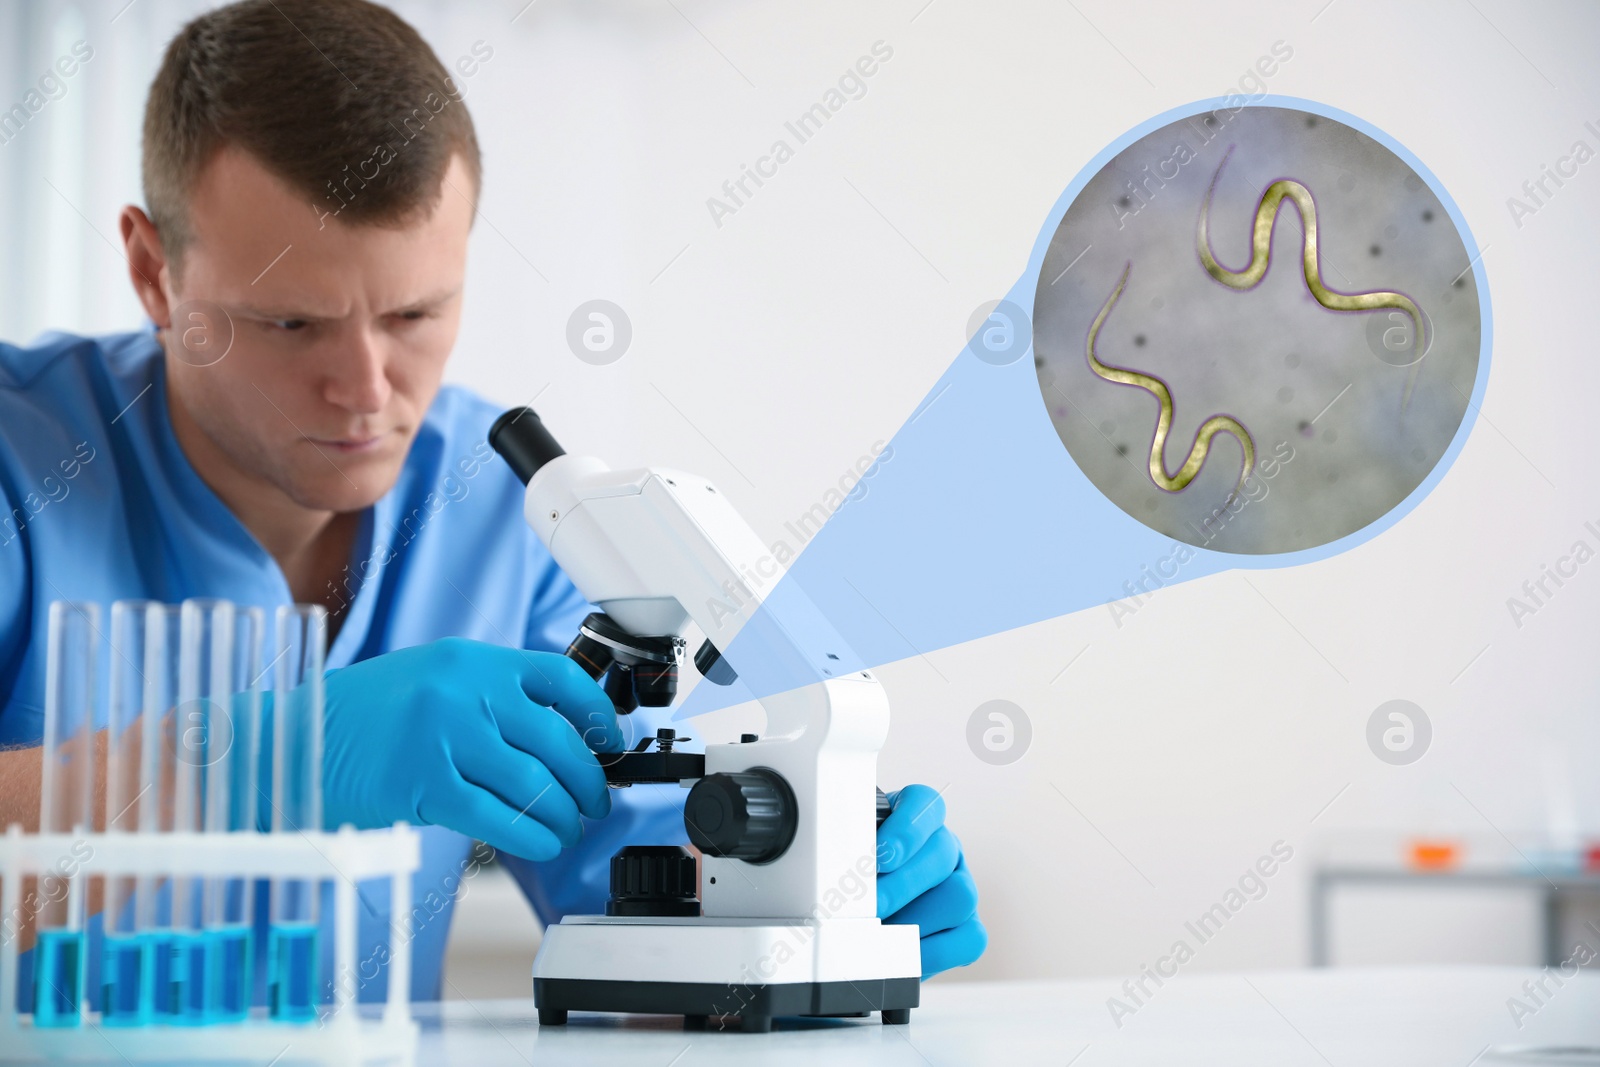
102, 601, 180, 1026
268, 604, 326, 1022
171, 599, 262, 1024
34, 601, 100, 1028
167, 600, 215, 1022
208, 605, 264, 1022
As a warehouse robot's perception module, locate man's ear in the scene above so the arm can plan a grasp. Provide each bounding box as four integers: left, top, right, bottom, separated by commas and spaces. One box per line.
119, 205, 172, 327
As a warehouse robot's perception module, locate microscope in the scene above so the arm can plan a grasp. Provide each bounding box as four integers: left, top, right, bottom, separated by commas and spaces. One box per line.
489, 408, 920, 1033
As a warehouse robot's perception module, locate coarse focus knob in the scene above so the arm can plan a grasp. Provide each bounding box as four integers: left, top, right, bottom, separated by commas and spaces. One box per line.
684, 770, 797, 864
606, 845, 700, 917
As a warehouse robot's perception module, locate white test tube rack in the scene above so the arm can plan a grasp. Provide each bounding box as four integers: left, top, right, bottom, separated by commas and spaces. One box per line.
0, 822, 419, 1065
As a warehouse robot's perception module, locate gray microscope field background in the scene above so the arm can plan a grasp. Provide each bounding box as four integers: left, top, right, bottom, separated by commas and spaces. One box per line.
1032, 106, 1481, 555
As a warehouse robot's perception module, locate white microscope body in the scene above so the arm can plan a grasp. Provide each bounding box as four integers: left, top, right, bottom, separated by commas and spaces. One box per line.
488, 409, 920, 1031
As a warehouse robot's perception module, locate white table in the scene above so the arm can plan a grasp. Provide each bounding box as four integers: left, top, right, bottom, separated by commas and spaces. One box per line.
1310, 866, 1600, 966
410, 967, 1600, 1065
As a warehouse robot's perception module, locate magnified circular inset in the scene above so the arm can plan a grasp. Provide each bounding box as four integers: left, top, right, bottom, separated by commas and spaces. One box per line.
1033, 104, 1482, 554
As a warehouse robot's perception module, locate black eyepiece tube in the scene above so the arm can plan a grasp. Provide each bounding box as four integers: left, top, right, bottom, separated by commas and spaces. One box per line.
489, 407, 565, 485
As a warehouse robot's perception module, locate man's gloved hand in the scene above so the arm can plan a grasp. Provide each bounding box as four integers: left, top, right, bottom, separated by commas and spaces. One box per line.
309, 638, 622, 860
876, 784, 987, 979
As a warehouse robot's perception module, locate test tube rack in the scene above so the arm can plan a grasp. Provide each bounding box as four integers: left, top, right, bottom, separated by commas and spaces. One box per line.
0, 822, 419, 1064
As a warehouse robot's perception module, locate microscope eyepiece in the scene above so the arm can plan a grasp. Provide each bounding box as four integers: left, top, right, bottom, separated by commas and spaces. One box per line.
489, 407, 565, 485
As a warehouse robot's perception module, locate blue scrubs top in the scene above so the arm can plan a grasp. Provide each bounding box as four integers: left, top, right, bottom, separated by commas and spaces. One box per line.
0, 328, 688, 1006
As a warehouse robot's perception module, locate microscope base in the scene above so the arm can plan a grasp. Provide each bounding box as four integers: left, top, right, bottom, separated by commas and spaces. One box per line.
533, 976, 919, 1031
531, 916, 921, 1030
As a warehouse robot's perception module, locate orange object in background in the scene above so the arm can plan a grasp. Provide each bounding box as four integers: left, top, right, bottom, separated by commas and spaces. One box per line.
1406, 840, 1461, 871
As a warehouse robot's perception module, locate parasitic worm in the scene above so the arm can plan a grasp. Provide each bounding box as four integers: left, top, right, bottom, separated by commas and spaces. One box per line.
1086, 264, 1255, 497
1198, 148, 1428, 405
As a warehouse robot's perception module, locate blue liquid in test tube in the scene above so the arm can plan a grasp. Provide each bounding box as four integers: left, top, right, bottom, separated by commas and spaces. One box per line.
267, 921, 320, 1022
208, 922, 254, 1020
33, 928, 86, 1027
170, 931, 210, 1021
100, 932, 148, 1023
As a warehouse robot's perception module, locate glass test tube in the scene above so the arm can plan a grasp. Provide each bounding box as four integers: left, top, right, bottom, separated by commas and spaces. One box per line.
102, 601, 179, 1026
208, 605, 264, 1023
172, 599, 262, 1024
268, 605, 326, 1023
34, 601, 100, 1028
168, 600, 216, 1023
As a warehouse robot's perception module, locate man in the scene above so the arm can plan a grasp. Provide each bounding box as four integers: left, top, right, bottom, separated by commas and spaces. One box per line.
0, 0, 984, 1005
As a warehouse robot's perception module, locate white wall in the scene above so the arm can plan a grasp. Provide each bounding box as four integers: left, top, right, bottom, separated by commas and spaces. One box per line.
4, 0, 1599, 988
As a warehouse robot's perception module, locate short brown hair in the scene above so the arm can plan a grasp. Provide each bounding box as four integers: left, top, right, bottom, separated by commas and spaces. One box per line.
142, 0, 480, 264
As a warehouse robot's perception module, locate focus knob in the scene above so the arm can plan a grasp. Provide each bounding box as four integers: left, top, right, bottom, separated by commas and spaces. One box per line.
684, 770, 797, 864
606, 845, 700, 917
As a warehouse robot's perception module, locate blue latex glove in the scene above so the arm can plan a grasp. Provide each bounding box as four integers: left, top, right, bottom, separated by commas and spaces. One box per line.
876, 784, 987, 979
268, 638, 623, 860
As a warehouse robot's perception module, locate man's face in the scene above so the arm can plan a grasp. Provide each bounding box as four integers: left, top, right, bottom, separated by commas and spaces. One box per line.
159, 147, 473, 513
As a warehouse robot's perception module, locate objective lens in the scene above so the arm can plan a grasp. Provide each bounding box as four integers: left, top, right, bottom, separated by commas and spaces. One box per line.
632, 662, 677, 708
602, 664, 639, 715
565, 630, 613, 681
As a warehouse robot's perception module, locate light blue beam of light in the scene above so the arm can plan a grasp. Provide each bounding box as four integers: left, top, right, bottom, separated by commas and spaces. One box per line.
674, 95, 1492, 721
